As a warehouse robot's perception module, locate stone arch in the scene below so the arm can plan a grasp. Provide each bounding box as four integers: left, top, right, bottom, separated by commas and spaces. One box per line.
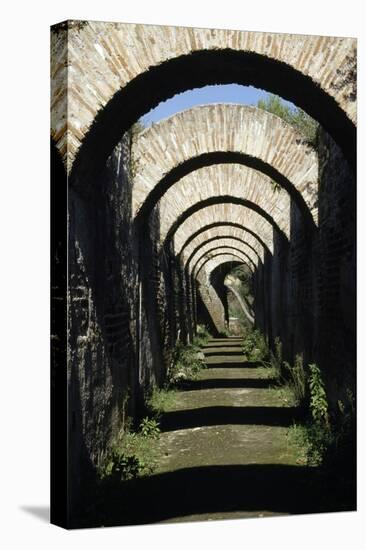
158, 164, 292, 243
174, 204, 275, 254
187, 239, 259, 276
196, 253, 249, 281
163, 196, 285, 250
132, 104, 318, 225
51, 22, 356, 177
183, 233, 263, 271
195, 250, 255, 280
178, 221, 271, 257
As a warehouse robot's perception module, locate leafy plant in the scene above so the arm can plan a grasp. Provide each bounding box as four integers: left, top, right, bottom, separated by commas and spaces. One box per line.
139, 417, 161, 439
99, 425, 158, 482
167, 340, 207, 385
193, 325, 211, 347
270, 180, 282, 194
309, 363, 329, 424
147, 387, 177, 415
242, 329, 268, 362
283, 354, 307, 407
268, 336, 283, 380
257, 93, 318, 146
106, 449, 146, 481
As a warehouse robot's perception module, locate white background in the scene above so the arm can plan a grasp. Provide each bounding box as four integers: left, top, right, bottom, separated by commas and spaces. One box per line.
0, 1, 364, 548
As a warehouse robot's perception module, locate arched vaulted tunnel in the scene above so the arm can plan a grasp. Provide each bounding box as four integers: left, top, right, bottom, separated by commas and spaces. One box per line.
51, 21, 356, 526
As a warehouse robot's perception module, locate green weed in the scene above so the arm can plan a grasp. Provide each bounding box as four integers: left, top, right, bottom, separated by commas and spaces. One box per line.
242, 329, 269, 361
99, 419, 160, 482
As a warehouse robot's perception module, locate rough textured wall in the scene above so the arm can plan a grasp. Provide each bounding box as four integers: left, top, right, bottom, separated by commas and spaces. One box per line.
139, 208, 179, 394
67, 132, 139, 517
250, 131, 355, 409
316, 131, 356, 404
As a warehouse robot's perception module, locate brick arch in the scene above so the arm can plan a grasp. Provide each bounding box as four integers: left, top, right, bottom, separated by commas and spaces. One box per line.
196, 252, 250, 281
178, 222, 271, 257
192, 246, 257, 282
132, 105, 318, 225
174, 204, 275, 254
210, 260, 245, 285
165, 196, 284, 251
185, 237, 261, 274
52, 22, 356, 179
158, 164, 292, 243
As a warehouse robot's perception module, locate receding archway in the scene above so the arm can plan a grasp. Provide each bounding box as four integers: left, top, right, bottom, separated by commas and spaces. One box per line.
195, 251, 253, 279
178, 221, 271, 257
163, 196, 285, 250
189, 242, 259, 277
184, 235, 262, 272
132, 105, 319, 227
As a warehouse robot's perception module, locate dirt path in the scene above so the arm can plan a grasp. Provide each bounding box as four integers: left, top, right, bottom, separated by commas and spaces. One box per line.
96, 337, 351, 527
152, 337, 304, 523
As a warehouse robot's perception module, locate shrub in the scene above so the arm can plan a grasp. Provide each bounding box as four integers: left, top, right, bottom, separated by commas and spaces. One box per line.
242, 329, 268, 361
257, 93, 318, 146
286, 364, 355, 469
99, 423, 159, 482
167, 340, 206, 385
268, 336, 283, 380
147, 387, 177, 415
309, 363, 329, 424
139, 417, 161, 439
283, 354, 307, 407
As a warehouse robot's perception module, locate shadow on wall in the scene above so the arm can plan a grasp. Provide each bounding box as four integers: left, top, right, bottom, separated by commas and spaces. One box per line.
195, 283, 223, 337
315, 128, 356, 405
249, 129, 356, 407
137, 207, 175, 397
66, 132, 138, 522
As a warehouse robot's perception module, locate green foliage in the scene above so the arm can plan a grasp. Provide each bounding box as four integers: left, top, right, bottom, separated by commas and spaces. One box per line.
270, 180, 282, 194
139, 417, 161, 439
324, 389, 356, 471
167, 340, 207, 386
99, 421, 159, 482
287, 420, 334, 467
242, 329, 268, 361
286, 422, 310, 464
104, 449, 146, 481
286, 361, 330, 466
283, 354, 307, 407
257, 93, 318, 146
193, 325, 211, 347
147, 387, 177, 415
268, 336, 283, 380
308, 363, 329, 424
276, 384, 298, 407
287, 365, 355, 470
257, 94, 292, 121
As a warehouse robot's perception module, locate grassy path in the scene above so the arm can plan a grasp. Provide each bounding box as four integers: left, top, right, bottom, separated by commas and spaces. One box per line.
95, 337, 352, 527
152, 337, 302, 522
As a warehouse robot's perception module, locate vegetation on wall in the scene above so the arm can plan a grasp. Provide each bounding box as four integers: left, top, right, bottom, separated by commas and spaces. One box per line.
98, 416, 161, 483
241, 328, 355, 474
257, 93, 319, 146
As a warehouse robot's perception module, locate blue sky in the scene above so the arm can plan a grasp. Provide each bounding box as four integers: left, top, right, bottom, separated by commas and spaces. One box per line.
140, 84, 296, 127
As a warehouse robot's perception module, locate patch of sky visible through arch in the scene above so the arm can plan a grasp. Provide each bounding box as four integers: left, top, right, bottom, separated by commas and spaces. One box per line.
139, 84, 296, 127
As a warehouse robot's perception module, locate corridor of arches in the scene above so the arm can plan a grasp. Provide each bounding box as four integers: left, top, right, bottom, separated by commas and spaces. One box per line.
51, 21, 356, 527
